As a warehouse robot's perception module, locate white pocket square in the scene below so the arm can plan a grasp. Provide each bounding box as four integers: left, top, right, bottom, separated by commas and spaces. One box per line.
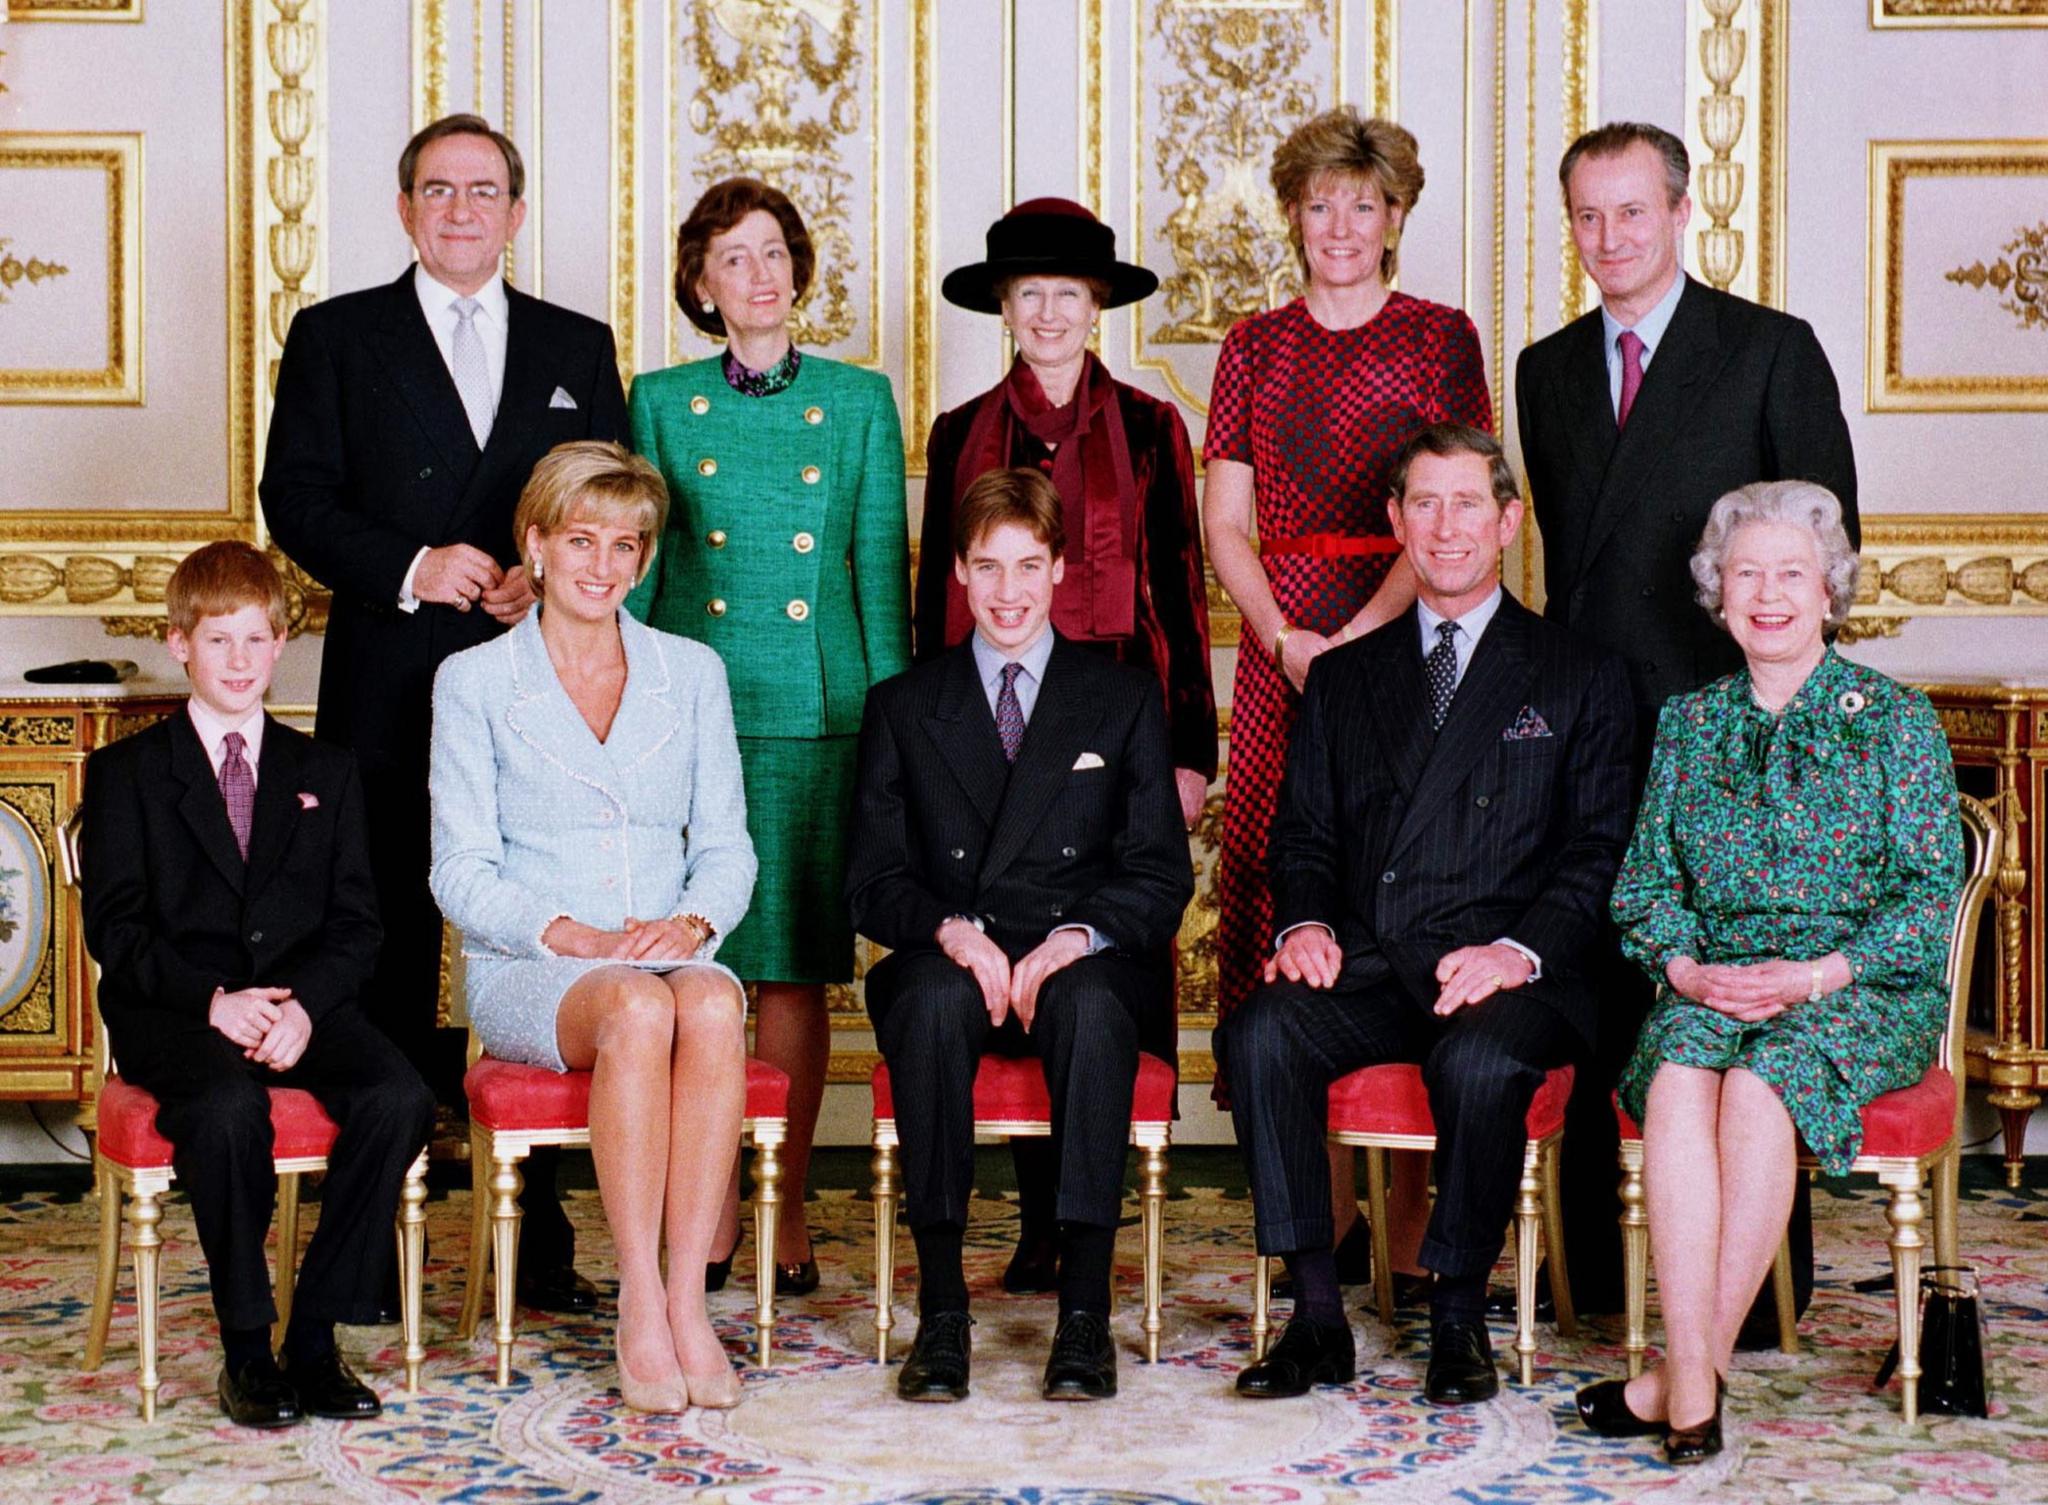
549, 386, 578, 410
1072, 751, 1106, 771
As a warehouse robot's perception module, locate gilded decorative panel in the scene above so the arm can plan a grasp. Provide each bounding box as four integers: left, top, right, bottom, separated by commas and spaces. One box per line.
6, 1, 143, 18
0, 779, 61, 1040
1851, 514, 2048, 620
662, 0, 882, 369
1682, 0, 1786, 309
1867, 140, 2048, 412
1873, 0, 2048, 25
0, 133, 142, 405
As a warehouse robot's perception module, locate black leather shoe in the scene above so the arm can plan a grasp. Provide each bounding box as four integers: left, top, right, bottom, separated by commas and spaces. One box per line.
1042, 1310, 1118, 1401
218, 1358, 304, 1429
1484, 1272, 1558, 1324
1235, 1316, 1356, 1399
1424, 1320, 1500, 1405
517, 1262, 598, 1313
1663, 1388, 1724, 1465
775, 1259, 821, 1296
1575, 1376, 1664, 1437
1003, 1229, 1060, 1295
281, 1349, 381, 1420
705, 1235, 741, 1293
897, 1311, 974, 1402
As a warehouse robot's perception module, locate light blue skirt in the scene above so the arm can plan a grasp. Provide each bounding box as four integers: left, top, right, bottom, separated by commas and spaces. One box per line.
465, 954, 745, 1073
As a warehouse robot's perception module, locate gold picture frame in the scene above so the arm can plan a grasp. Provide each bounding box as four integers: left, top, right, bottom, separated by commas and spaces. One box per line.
6, 0, 144, 19
1867, 139, 2048, 413
1872, 1, 2048, 27
0, 132, 143, 406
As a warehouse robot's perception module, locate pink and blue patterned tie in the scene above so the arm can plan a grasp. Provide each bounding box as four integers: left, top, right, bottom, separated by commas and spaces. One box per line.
996, 662, 1026, 763
219, 730, 255, 861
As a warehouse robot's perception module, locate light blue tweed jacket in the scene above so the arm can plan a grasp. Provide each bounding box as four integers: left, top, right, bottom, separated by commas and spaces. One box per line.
429, 608, 757, 958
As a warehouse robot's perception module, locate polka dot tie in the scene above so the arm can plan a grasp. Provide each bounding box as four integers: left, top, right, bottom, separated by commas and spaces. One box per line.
996, 661, 1026, 762
1425, 620, 1460, 730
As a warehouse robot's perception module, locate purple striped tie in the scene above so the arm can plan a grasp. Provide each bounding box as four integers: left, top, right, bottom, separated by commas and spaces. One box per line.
996, 662, 1026, 762
219, 731, 254, 861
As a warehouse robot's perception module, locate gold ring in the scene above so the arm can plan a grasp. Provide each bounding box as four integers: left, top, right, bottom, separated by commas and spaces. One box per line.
1490, 975, 1504, 988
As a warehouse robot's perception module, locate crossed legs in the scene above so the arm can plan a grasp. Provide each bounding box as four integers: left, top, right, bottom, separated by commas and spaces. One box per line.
1628, 1064, 1797, 1429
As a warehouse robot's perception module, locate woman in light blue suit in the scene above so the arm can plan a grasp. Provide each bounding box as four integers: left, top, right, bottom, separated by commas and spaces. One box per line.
430, 441, 757, 1415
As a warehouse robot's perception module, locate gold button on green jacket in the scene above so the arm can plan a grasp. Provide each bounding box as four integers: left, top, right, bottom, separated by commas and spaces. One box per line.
624, 354, 911, 738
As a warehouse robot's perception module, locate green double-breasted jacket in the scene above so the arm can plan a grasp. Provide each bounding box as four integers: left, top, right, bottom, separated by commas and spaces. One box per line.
625, 354, 911, 739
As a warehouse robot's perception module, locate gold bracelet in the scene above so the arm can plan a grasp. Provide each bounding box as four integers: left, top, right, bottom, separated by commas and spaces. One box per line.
1271, 621, 1295, 661
1807, 959, 1824, 1003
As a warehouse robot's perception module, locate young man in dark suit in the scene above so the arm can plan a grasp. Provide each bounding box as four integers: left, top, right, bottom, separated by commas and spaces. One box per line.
1515, 122, 1857, 1326
80, 543, 435, 1428
1221, 425, 1634, 1405
847, 468, 1194, 1404
260, 114, 626, 1311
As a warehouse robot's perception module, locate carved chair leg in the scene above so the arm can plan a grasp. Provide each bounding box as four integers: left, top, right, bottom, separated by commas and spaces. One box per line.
872, 1134, 897, 1364
1252, 1253, 1272, 1362
1619, 1138, 1649, 1379
1884, 1170, 1928, 1426
274, 1170, 302, 1346
1771, 1234, 1800, 1355
753, 1129, 784, 1368
1541, 1140, 1577, 1337
400, 1152, 429, 1392
127, 1184, 164, 1421
1932, 1146, 1961, 1271
1362, 1145, 1395, 1325
83, 1159, 121, 1373
1140, 1139, 1167, 1362
489, 1152, 525, 1387
1513, 1141, 1542, 1386
458, 1123, 490, 1341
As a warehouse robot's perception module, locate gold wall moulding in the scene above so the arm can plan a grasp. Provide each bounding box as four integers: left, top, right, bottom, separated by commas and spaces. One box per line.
0, 133, 143, 405
1851, 514, 2048, 615
1874, 0, 2048, 25
1684, 0, 1785, 309
262, 0, 322, 405
0, 241, 70, 300
1945, 222, 2048, 333
1869, 141, 2048, 411
6, 0, 144, 18
1835, 615, 1909, 645
0, 552, 178, 611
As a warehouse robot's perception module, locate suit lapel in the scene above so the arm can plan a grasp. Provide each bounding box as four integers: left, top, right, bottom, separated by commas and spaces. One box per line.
979, 638, 1103, 886
920, 645, 1010, 830
241, 721, 303, 898
444, 288, 555, 542
501, 611, 612, 780
169, 714, 247, 895
365, 267, 481, 485
1577, 278, 1728, 579
1384, 594, 1538, 868
601, 613, 682, 772
1374, 608, 1434, 800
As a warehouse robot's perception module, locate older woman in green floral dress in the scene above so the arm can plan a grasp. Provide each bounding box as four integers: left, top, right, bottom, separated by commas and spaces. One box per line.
1574, 481, 1961, 1465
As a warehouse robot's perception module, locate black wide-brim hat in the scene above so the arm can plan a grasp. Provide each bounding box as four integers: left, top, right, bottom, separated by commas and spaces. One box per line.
941, 198, 1159, 315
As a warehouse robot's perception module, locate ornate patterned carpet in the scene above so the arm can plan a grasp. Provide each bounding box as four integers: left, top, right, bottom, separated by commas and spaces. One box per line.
2, 1159, 2044, 1504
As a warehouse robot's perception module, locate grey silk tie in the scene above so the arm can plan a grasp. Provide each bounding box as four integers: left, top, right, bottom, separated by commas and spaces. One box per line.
451, 296, 494, 447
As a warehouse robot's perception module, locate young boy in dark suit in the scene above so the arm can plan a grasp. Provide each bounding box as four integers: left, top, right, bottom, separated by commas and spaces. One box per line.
80, 542, 435, 1427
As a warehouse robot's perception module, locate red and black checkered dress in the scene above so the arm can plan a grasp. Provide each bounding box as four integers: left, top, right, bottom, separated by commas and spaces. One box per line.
1206, 294, 1491, 1072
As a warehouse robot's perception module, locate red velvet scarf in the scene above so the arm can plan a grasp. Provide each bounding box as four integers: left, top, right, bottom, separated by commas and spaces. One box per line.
944, 352, 1139, 643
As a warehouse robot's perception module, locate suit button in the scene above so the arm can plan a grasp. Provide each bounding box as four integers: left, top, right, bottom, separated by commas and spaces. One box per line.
690, 395, 710, 415
698, 458, 718, 476
1669, 510, 1684, 523
418, 466, 433, 479
804, 406, 824, 424
1062, 846, 1077, 858
950, 847, 966, 861
597, 808, 613, 823
787, 599, 809, 621
1475, 796, 1491, 808
603, 876, 616, 889
1640, 586, 1656, 598
1644, 661, 1658, 674
793, 531, 815, 553
600, 837, 613, 851
1050, 905, 1064, 918
708, 529, 727, 548
801, 465, 821, 485
1380, 870, 1396, 884
248, 930, 264, 944
707, 598, 727, 617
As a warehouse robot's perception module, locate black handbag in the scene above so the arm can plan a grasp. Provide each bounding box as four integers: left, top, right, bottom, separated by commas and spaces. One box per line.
1873, 1265, 1991, 1418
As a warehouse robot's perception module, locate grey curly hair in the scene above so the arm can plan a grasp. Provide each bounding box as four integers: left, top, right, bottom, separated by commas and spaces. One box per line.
1690, 480, 1861, 630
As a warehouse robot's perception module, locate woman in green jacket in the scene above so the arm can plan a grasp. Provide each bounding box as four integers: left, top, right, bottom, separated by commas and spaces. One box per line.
627, 177, 910, 1293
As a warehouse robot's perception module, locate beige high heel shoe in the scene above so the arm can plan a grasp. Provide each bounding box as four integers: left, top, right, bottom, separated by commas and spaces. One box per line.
614, 1329, 687, 1413
684, 1360, 742, 1410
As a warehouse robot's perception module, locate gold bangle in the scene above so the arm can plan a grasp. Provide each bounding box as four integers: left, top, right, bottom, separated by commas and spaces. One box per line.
1271, 621, 1295, 661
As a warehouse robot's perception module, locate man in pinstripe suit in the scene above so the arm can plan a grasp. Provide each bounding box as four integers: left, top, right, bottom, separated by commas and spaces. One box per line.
1221, 424, 1635, 1404
848, 469, 1194, 1404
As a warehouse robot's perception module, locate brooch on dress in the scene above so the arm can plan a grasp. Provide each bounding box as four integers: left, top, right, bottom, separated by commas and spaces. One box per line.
1838, 690, 1867, 716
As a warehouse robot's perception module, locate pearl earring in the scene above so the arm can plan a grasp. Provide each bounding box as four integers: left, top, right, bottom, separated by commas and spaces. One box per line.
702, 298, 716, 314
531, 557, 543, 583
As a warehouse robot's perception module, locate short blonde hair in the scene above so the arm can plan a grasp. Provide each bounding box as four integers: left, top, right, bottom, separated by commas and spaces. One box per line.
167, 541, 290, 637
513, 441, 670, 585
1691, 480, 1861, 630
1270, 108, 1425, 281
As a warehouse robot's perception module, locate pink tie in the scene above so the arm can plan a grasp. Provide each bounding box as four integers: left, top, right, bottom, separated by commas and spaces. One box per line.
219, 730, 254, 861
1616, 330, 1645, 429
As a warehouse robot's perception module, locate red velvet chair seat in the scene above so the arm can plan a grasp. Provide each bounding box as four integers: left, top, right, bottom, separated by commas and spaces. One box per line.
95, 1075, 339, 1169
1611, 1066, 1954, 1162
869, 1050, 1177, 1125
1327, 1062, 1575, 1140
465, 1056, 791, 1132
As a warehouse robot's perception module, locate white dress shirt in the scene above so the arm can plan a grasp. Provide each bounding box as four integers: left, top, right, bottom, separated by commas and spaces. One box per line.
1599, 271, 1686, 417
398, 265, 511, 611
187, 699, 266, 789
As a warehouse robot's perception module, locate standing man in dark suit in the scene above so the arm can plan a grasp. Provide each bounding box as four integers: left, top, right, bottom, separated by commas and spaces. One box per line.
847, 468, 1194, 1405
1515, 122, 1858, 1324
260, 113, 626, 1313
81, 543, 435, 1427
1221, 424, 1634, 1405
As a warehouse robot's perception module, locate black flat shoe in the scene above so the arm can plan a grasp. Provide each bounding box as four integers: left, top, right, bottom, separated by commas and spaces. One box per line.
1663, 1388, 1724, 1466
1424, 1320, 1500, 1405
218, 1358, 303, 1429
775, 1258, 820, 1296
280, 1349, 381, 1420
897, 1310, 974, 1402
1042, 1310, 1117, 1401
1575, 1376, 1664, 1437
704, 1235, 742, 1294
1235, 1315, 1356, 1399
517, 1262, 598, 1313
1003, 1229, 1061, 1295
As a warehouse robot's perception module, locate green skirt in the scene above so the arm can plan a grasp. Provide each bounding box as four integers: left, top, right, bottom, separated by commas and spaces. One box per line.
719, 734, 857, 984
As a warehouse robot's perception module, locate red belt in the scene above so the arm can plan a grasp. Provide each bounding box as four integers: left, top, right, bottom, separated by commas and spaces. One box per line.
1259, 532, 1403, 558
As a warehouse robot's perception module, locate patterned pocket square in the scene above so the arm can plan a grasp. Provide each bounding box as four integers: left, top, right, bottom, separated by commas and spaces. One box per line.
296, 791, 320, 809
1072, 751, 1106, 771
1502, 706, 1553, 740
549, 385, 578, 410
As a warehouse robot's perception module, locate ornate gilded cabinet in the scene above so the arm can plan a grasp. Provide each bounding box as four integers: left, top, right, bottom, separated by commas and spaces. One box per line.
1922, 682, 2048, 1187
0, 686, 185, 1125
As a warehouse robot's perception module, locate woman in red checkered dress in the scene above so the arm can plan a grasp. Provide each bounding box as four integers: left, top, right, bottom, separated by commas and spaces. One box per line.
1205, 110, 1491, 1085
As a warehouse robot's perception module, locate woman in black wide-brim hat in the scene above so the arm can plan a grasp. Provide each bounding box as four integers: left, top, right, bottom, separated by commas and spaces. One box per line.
914, 199, 1217, 1295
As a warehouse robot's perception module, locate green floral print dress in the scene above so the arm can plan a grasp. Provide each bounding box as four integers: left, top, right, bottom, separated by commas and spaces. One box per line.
1613, 649, 1963, 1173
